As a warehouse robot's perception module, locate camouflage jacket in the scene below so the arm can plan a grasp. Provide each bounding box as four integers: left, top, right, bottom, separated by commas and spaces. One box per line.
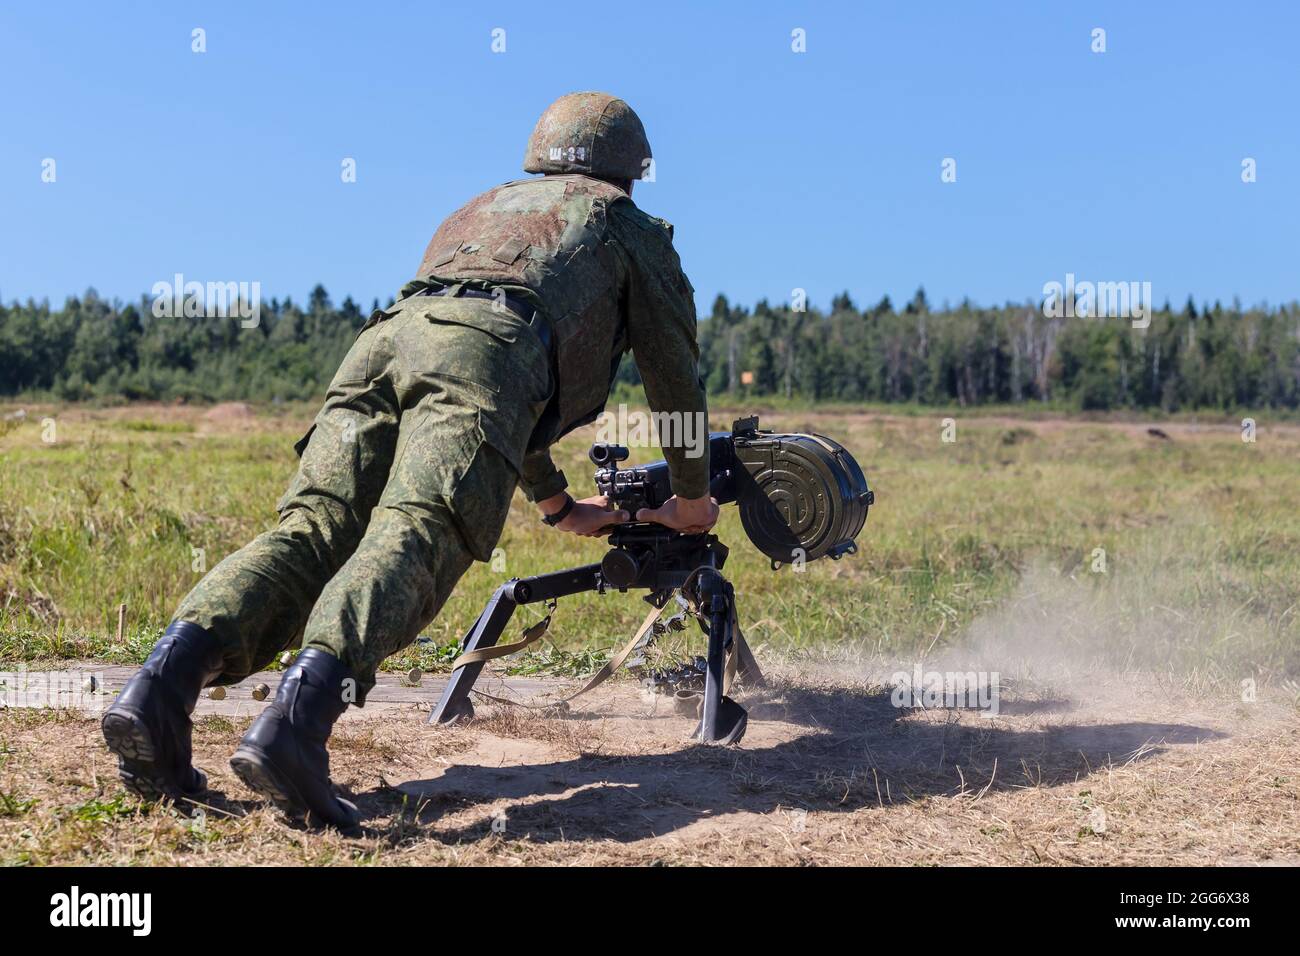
406, 174, 709, 502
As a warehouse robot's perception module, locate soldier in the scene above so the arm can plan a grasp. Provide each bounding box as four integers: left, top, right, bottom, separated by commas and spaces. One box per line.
100, 91, 719, 828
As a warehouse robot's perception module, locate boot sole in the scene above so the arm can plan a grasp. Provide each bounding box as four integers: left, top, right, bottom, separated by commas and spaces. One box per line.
230, 746, 304, 818
102, 709, 206, 802
230, 746, 360, 830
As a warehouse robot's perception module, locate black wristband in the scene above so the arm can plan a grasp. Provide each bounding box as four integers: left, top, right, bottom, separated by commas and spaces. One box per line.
540, 494, 576, 527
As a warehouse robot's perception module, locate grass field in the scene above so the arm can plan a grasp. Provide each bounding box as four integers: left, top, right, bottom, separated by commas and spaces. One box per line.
0, 400, 1297, 865
2, 400, 1297, 680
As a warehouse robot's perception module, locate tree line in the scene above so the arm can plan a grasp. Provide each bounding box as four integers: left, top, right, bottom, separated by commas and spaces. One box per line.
691, 289, 1299, 411
1, 284, 1297, 411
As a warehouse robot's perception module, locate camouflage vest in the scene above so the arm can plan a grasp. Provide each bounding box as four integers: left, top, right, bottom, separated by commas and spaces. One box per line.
416, 174, 627, 445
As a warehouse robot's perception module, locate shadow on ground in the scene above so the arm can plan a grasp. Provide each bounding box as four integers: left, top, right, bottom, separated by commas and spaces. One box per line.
356, 683, 1225, 844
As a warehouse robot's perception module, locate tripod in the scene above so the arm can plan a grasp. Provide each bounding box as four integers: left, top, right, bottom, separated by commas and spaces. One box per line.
428, 524, 764, 744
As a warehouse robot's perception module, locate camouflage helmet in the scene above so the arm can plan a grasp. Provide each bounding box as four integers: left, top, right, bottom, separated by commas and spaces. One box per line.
523, 92, 651, 182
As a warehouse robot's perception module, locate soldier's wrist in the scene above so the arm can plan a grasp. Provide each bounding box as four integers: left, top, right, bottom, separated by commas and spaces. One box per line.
669, 477, 710, 500
538, 492, 571, 516
676, 496, 714, 519
539, 493, 575, 527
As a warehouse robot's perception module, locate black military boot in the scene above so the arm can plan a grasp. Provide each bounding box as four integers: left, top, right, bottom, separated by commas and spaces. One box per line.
229, 648, 360, 829
101, 620, 224, 802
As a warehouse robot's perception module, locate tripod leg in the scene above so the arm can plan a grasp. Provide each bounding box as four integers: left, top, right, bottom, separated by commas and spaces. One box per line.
428, 563, 601, 726
733, 620, 767, 688
428, 582, 518, 725
692, 569, 748, 745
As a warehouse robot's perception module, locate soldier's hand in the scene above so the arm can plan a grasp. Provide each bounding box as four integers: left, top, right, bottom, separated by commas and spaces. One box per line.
636, 495, 720, 534
555, 495, 631, 537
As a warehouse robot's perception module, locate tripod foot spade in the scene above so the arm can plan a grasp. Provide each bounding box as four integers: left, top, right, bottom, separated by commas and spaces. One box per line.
433, 695, 475, 726
692, 696, 748, 745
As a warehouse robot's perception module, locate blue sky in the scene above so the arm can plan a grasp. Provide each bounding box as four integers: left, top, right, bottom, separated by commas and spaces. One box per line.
2, 1, 1296, 313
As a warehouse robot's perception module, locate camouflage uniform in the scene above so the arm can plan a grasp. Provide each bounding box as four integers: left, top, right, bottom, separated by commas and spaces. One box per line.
174, 173, 709, 703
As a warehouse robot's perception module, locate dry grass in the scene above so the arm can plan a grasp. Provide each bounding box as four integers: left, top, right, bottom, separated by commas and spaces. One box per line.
4, 401, 1299, 680
1, 662, 1295, 866
2, 402, 1297, 865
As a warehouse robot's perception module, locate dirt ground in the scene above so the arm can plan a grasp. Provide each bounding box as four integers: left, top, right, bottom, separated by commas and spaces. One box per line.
2, 402, 1296, 864
2, 662, 1296, 866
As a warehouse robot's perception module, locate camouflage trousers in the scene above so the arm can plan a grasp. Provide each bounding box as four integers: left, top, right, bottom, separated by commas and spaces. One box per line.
174, 296, 553, 703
